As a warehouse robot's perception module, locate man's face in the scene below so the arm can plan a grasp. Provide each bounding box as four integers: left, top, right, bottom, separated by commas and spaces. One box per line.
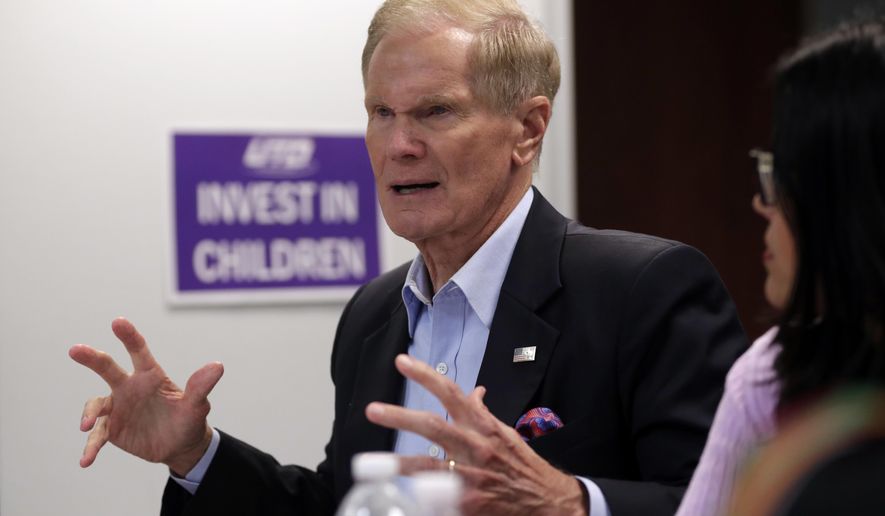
364, 27, 524, 246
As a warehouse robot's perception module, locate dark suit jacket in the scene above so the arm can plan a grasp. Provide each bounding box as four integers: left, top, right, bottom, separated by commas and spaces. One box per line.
162, 189, 747, 515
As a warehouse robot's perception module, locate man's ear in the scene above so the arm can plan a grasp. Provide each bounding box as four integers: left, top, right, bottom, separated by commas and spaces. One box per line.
512, 96, 552, 168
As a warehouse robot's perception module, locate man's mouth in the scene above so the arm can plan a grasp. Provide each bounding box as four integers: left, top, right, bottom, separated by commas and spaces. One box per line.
392, 182, 439, 194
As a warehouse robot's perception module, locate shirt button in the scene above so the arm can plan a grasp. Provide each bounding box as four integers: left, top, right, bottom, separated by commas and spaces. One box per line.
428, 444, 441, 458
435, 362, 448, 375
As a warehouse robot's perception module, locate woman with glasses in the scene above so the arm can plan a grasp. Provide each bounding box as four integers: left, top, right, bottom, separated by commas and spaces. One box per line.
676, 18, 885, 516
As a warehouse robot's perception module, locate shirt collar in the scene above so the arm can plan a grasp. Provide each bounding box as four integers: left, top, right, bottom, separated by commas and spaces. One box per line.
402, 188, 534, 337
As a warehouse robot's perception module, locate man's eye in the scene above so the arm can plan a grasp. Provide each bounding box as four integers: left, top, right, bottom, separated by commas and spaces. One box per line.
375, 107, 393, 117
427, 105, 449, 116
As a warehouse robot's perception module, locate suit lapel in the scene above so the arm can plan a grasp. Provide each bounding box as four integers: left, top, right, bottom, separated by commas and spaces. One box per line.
345, 302, 411, 453
477, 189, 568, 426
478, 294, 561, 426
343, 189, 569, 443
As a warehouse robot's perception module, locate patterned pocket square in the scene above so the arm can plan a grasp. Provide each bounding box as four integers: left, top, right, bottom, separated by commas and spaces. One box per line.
515, 407, 564, 441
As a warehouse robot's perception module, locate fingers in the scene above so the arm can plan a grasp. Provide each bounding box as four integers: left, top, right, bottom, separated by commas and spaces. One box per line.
463, 386, 501, 434
69, 344, 128, 388
394, 356, 498, 435
399, 455, 507, 494
451, 462, 507, 490
69, 317, 160, 386
80, 396, 112, 431
111, 317, 160, 373
467, 385, 487, 405
366, 402, 479, 460
394, 355, 474, 422
382, 355, 511, 449
80, 416, 110, 468
398, 455, 448, 475
183, 362, 224, 407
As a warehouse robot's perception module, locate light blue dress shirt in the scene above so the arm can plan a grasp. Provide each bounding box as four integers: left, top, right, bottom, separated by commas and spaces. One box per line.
393, 188, 608, 516
174, 188, 610, 516
393, 187, 533, 459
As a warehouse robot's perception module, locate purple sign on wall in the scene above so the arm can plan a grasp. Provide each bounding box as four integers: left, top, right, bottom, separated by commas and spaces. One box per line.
169, 132, 380, 304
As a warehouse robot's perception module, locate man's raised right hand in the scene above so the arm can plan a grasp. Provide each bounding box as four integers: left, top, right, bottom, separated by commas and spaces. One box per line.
69, 317, 224, 476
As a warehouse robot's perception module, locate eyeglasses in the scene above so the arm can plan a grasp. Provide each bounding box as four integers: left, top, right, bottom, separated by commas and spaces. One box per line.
750, 149, 776, 206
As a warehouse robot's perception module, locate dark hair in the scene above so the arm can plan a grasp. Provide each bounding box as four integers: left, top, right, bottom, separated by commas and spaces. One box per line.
772, 19, 885, 408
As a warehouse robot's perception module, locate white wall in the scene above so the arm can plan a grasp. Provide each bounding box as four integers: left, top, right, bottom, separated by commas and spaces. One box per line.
0, 2, 573, 514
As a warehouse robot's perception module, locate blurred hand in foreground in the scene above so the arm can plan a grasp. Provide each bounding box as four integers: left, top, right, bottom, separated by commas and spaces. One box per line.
366, 354, 587, 516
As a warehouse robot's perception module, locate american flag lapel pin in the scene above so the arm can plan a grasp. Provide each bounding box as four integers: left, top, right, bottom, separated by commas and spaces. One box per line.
513, 346, 537, 363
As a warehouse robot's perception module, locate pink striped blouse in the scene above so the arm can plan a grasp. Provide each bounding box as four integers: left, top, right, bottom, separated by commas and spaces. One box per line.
675, 327, 781, 516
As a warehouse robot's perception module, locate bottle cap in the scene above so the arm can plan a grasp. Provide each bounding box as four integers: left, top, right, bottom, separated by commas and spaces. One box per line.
351, 452, 399, 481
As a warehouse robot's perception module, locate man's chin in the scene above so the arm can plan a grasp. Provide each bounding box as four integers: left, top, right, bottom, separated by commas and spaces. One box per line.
386, 222, 440, 246
381, 210, 439, 242
391, 227, 430, 245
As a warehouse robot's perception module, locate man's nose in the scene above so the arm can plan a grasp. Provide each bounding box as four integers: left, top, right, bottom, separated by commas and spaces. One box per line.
387, 119, 425, 161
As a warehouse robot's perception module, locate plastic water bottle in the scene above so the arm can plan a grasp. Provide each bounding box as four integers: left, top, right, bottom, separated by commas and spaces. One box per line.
335, 452, 418, 516
412, 471, 464, 516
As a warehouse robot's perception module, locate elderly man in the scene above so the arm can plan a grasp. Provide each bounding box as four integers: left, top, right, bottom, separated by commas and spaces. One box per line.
70, 1, 746, 514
